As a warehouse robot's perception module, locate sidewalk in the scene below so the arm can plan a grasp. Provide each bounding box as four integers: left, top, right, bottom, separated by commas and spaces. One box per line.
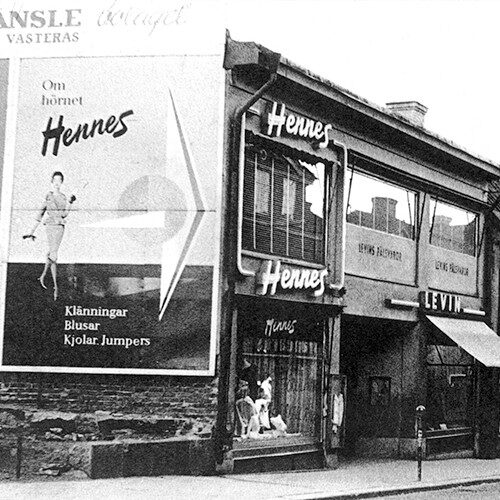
0, 457, 499, 500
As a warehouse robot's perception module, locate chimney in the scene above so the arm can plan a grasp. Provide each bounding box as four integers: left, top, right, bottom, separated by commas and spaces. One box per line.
385, 101, 428, 127
372, 197, 398, 219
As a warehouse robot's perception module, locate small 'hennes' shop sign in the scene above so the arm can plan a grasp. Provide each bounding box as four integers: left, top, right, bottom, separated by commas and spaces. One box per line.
421, 291, 461, 313
263, 101, 333, 149
256, 260, 328, 297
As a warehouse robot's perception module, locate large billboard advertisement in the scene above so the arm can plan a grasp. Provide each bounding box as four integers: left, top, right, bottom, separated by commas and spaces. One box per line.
0, 48, 223, 374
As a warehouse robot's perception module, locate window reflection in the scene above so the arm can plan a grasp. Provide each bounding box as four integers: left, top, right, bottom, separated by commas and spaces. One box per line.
426, 345, 473, 430
346, 169, 416, 239
429, 199, 477, 256
255, 170, 270, 214
281, 177, 297, 220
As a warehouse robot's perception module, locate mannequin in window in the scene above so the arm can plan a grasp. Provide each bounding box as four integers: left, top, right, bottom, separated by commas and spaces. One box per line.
239, 358, 259, 401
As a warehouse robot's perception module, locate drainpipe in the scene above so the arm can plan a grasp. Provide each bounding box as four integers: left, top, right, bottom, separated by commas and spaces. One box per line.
234, 75, 279, 276
329, 139, 347, 293
322, 139, 347, 462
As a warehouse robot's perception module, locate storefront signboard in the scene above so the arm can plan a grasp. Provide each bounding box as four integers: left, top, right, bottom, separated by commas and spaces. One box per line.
238, 301, 323, 342
262, 101, 333, 149
420, 291, 461, 314
256, 260, 328, 297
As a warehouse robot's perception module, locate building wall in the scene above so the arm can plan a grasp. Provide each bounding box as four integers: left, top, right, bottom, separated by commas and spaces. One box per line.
0, 53, 224, 442
0, 372, 217, 418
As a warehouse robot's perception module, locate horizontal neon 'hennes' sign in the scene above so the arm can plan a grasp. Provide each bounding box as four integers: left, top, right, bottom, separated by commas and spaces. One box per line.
264, 102, 332, 148
257, 260, 328, 297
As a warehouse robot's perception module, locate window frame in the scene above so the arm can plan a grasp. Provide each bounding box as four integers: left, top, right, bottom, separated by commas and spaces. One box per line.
345, 166, 418, 241
241, 142, 330, 268
428, 197, 479, 257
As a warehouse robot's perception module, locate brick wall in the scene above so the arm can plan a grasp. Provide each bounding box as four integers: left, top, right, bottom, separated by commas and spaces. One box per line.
0, 372, 217, 420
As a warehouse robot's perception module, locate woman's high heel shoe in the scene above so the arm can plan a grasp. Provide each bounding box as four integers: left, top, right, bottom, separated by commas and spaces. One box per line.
38, 276, 47, 289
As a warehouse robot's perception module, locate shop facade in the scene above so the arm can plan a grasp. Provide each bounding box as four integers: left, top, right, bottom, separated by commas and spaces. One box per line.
216, 38, 347, 472
339, 107, 500, 459
216, 35, 500, 471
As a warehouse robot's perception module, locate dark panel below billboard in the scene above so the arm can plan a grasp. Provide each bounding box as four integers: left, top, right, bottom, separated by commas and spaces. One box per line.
3, 264, 212, 371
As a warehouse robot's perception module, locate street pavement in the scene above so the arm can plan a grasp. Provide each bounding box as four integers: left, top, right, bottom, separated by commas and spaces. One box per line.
0, 457, 499, 499
382, 482, 500, 499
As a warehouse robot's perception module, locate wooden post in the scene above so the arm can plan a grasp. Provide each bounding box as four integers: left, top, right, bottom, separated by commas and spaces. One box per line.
16, 430, 22, 479
227, 308, 239, 433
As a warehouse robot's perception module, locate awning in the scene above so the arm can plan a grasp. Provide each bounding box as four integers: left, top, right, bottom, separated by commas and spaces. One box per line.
426, 316, 500, 368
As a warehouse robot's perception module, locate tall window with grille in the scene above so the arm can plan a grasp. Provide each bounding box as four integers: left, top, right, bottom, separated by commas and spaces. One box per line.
242, 145, 326, 264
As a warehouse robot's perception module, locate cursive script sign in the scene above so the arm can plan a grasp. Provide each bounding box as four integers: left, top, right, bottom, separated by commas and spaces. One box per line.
41, 110, 134, 156
263, 101, 333, 149
256, 260, 328, 297
264, 318, 297, 337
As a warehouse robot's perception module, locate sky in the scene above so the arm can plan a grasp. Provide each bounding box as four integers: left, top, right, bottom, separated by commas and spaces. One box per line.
225, 0, 500, 164
1, 0, 498, 164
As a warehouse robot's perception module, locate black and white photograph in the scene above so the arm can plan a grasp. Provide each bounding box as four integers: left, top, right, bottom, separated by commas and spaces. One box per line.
0, 1, 500, 499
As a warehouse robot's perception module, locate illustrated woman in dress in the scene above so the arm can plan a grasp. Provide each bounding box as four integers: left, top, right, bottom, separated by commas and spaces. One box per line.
24, 171, 76, 300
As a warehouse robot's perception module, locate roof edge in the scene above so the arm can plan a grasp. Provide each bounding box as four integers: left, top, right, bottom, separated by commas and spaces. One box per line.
275, 53, 500, 175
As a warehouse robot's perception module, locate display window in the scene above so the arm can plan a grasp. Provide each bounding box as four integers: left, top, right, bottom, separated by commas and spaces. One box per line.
235, 301, 324, 441
426, 344, 474, 431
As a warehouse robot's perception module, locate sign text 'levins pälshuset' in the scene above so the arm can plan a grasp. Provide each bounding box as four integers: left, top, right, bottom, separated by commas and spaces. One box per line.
256, 260, 328, 297
263, 102, 333, 149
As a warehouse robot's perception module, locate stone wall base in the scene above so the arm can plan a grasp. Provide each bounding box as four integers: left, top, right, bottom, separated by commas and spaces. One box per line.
355, 438, 423, 459
88, 437, 215, 478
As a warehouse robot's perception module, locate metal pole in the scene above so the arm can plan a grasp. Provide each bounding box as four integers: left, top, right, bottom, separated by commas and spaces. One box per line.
417, 429, 422, 481
415, 405, 425, 482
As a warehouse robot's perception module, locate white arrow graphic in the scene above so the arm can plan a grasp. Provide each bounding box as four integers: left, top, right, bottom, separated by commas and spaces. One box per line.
158, 89, 205, 320
82, 88, 205, 320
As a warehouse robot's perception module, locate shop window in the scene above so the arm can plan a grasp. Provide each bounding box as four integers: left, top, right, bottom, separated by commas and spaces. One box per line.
426, 344, 474, 430
237, 337, 321, 439
242, 146, 326, 264
346, 169, 416, 239
236, 304, 324, 440
429, 199, 478, 256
